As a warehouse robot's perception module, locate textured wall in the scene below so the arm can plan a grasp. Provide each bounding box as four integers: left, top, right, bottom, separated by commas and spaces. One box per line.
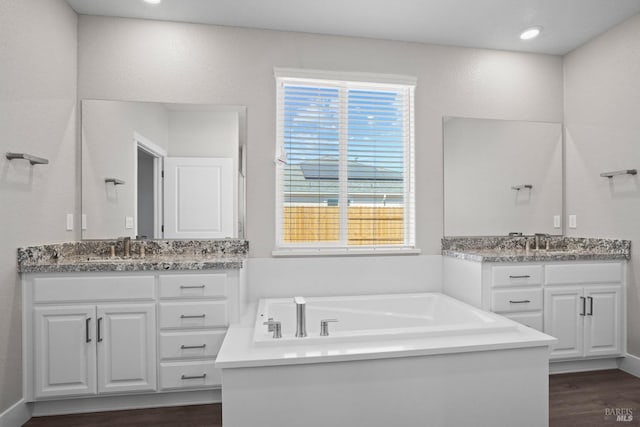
78, 15, 564, 258
0, 0, 77, 412
564, 13, 640, 356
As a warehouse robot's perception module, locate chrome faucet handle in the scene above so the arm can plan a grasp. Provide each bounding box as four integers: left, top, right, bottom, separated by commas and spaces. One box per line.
320, 319, 338, 337
262, 319, 282, 339
264, 317, 274, 332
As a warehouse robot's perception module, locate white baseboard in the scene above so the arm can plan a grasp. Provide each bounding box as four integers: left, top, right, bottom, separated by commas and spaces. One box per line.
0, 399, 31, 427
618, 353, 640, 378
31, 389, 221, 417
549, 357, 620, 374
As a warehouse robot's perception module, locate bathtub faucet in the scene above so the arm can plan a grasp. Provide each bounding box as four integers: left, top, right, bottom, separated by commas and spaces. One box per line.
294, 296, 307, 338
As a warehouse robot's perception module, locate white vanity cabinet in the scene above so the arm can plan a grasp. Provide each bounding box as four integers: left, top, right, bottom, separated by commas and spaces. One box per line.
33, 303, 156, 399
27, 275, 157, 399
443, 257, 626, 364
544, 263, 624, 360
157, 273, 230, 390
22, 269, 241, 407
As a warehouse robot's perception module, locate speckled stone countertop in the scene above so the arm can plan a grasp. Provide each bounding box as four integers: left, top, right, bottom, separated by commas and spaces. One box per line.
17, 239, 249, 273
442, 236, 630, 263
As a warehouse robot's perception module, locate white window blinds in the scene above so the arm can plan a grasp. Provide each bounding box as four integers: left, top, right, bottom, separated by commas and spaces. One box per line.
275, 71, 415, 252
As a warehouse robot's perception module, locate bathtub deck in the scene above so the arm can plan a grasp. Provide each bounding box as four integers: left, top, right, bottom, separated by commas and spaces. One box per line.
216, 322, 556, 368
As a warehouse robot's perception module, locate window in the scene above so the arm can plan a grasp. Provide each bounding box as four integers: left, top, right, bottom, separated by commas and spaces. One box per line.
275, 69, 416, 253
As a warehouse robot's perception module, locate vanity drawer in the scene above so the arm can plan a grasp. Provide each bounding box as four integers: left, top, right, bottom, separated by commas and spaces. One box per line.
160, 330, 226, 359
502, 312, 543, 331
491, 289, 543, 313
33, 275, 155, 302
545, 263, 622, 285
159, 274, 227, 299
159, 301, 228, 329
159, 360, 221, 390
491, 265, 543, 287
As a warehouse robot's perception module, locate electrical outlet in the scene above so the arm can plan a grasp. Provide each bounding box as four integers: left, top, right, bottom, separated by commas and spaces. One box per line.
125, 216, 134, 229
66, 214, 73, 231
553, 215, 561, 229
569, 215, 577, 229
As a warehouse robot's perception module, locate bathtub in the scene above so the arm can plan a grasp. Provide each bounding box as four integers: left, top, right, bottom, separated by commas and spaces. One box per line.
218, 292, 556, 427
253, 292, 517, 344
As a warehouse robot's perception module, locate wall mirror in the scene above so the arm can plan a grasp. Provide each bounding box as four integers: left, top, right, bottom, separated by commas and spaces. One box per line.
81, 100, 247, 240
443, 117, 563, 236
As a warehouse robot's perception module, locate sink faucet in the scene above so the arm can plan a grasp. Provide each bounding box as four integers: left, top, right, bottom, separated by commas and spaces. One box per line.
294, 296, 307, 338
119, 236, 131, 257
534, 233, 550, 251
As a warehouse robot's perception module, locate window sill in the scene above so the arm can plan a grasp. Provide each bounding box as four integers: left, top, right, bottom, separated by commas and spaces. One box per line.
271, 247, 422, 257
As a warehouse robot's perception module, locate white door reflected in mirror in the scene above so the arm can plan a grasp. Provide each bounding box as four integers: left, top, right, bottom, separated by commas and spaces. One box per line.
164, 157, 233, 239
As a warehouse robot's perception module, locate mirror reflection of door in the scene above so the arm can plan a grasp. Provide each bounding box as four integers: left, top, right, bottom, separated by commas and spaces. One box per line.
163, 157, 233, 239
135, 133, 166, 239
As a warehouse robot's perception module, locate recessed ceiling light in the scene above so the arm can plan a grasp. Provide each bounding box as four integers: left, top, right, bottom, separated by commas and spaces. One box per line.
520, 26, 543, 40
143, 0, 162, 4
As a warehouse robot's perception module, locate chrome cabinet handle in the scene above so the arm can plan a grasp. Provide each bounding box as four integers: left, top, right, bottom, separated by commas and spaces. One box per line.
587, 296, 593, 316
180, 344, 207, 349
180, 314, 206, 319
508, 300, 531, 304
580, 297, 586, 316
181, 373, 207, 380
86, 318, 92, 343
509, 275, 531, 279
97, 317, 103, 342
180, 285, 205, 289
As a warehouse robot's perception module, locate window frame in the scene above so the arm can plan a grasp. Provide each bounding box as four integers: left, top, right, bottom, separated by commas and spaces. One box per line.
274, 68, 417, 255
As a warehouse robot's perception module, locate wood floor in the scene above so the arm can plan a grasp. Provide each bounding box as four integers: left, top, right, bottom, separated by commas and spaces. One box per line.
549, 369, 640, 427
23, 369, 640, 427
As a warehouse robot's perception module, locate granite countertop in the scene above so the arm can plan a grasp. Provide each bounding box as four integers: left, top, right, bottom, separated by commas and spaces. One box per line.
442, 248, 630, 263
18, 239, 249, 273
442, 236, 630, 263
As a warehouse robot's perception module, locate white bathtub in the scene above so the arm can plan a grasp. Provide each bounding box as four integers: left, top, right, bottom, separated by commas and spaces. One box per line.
219, 292, 556, 427
253, 292, 518, 344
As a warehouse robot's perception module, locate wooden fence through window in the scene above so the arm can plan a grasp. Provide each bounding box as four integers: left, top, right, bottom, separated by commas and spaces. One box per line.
283, 206, 404, 245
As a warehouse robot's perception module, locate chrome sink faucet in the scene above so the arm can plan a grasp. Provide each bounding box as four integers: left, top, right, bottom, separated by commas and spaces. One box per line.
294, 296, 307, 338
534, 233, 550, 251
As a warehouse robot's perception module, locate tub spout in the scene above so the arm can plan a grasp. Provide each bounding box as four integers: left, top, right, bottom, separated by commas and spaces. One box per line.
294, 296, 307, 338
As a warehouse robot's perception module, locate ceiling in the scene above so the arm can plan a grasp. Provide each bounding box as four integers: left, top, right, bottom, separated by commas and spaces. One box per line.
65, 0, 640, 55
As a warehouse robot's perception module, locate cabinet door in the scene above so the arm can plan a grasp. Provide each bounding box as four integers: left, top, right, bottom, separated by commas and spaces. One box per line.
584, 286, 623, 357
96, 304, 157, 394
544, 287, 584, 359
33, 305, 96, 398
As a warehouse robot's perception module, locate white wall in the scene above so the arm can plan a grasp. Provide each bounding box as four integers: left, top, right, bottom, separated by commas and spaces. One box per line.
77, 16, 564, 258
444, 118, 563, 236
247, 256, 442, 302
564, 13, 640, 357
168, 110, 238, 158
81, 100, 169, 239
0, 0, 77, 413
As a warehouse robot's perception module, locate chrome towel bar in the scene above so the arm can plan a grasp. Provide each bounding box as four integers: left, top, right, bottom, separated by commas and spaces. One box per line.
600, 169, 637, 178
5, 152, 49, 165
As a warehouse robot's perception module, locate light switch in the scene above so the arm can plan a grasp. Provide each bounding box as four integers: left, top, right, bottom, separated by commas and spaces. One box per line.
553, 215, 561, 229
125, 216, 134, 229
81, 214, 87, 230
66, 214, 73, 231
569, 215, 577, 229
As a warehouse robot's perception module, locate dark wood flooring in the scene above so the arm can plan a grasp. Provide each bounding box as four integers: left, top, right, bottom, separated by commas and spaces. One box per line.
23, 369, 640, 426
549, 369, 640, 427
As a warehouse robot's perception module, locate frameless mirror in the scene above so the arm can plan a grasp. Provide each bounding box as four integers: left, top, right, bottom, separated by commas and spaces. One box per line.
443, 117, 563, 236
81, 100, 246, 240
